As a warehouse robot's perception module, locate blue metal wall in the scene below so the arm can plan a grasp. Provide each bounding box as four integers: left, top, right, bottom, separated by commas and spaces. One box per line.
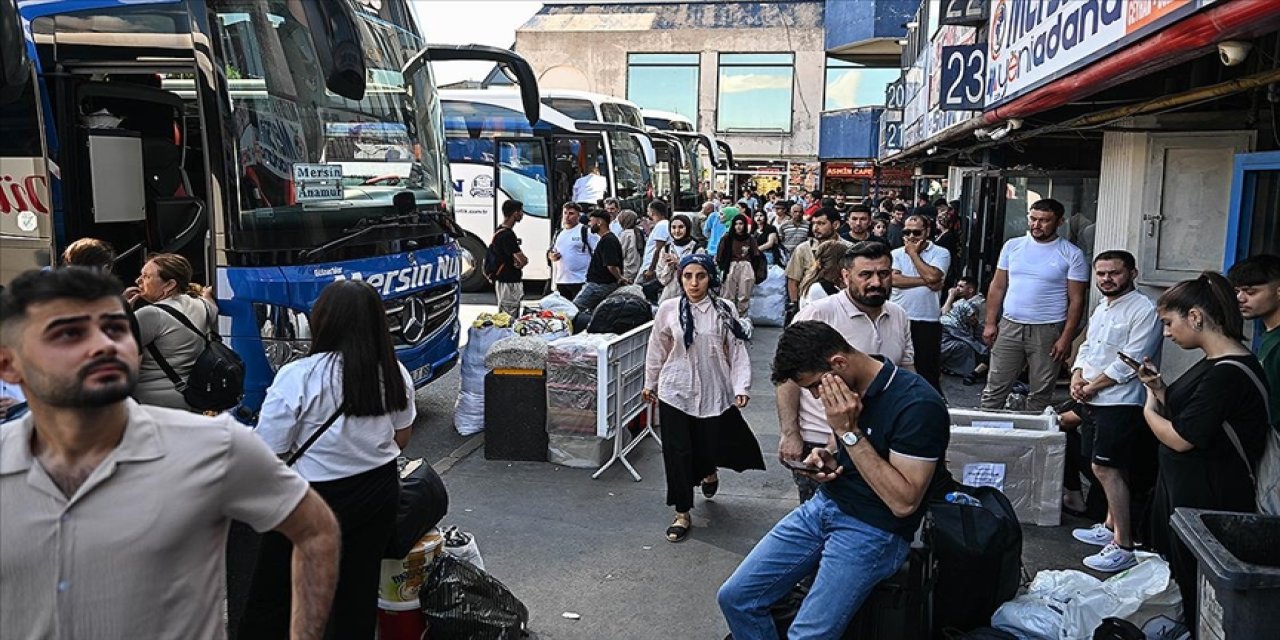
824, 0, 915, 50
819, 108, 883, 160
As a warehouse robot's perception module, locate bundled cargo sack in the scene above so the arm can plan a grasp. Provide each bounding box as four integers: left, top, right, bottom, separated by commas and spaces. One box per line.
586, 293, 652, 334
535, 292, 578, 319
929, 482, 1023, 635
748, 265, 786, 328
420, 554, 528, 640
454, 322, 515, 435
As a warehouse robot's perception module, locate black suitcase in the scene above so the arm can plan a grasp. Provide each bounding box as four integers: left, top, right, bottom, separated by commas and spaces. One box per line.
766, 538, 935, 639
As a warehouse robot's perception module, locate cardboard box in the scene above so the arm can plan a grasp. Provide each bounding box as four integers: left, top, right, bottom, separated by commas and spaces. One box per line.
946, 426, 1066, 527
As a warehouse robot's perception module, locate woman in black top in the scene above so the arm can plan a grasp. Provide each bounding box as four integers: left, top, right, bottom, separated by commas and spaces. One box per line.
752, 209, 781, 265
1138, 272, 1270, 631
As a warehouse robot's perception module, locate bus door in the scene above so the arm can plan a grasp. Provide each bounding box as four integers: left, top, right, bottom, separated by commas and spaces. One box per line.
493, 137, 552, 281
551, 134, 607, 210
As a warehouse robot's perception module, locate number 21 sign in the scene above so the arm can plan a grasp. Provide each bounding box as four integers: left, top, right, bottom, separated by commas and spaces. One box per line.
939, 44, 985, 111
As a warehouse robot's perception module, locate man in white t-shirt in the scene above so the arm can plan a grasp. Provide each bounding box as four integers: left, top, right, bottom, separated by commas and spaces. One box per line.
981, 198, 1089, 412
549, 202, 597, 301
572, 163, 607, 205
640, 200, 671, 282
891, 214, 951, 394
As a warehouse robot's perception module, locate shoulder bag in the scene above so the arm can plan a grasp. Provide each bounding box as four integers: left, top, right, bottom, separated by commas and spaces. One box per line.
1213, 358, 1279, 514
146, 301, 245, 411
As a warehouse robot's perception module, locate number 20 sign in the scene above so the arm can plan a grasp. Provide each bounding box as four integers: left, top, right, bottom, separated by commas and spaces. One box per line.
939, 44, 985, 111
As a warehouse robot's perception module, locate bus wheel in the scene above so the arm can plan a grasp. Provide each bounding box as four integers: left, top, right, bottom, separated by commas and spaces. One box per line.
458, 235, 490, 293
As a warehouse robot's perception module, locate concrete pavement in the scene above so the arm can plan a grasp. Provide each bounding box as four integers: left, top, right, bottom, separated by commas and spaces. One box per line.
399, 291, 1106, 639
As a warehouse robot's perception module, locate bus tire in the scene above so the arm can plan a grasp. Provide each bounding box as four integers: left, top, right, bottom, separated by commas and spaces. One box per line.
458, 234, 490, 293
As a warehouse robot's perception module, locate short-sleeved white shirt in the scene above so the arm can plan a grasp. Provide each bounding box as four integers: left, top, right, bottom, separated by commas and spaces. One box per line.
997, 234, 1089, 324
642, 219, 671, 272
553, 224, 597, 284
256, 352, 416, 482
890, 243, 952, 321
0, 400, 309, 639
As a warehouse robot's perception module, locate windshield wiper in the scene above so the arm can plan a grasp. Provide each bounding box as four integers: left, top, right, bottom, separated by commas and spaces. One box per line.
300, 218, 443, 262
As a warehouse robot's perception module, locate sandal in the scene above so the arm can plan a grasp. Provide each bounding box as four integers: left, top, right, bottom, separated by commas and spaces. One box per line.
666, 512, 691, 543
702, 475, 720, 499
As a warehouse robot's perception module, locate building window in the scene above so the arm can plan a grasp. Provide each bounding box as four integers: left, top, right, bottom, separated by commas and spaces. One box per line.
717, 53, 794, 133
824, 58, 900, 111
627, 53, 700, 124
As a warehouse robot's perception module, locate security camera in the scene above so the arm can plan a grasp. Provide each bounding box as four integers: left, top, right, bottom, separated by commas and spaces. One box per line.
1219, 41, 1252, 67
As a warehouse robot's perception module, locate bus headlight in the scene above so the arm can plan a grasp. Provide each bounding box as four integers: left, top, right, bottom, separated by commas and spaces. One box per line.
254, 303, 312, 372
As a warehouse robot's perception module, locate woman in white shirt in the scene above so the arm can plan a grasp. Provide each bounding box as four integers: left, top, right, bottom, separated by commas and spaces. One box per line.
643, 254, 764, 543
655, 215, 705, 303
796, 240, 849, 311
241, 280, 415, 640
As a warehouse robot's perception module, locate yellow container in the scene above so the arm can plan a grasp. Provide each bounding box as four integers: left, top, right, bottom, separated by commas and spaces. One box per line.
378, 529, 444, 604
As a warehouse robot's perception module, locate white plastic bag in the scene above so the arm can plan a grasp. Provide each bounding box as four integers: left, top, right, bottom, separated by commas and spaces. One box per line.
441, 526, 485, 571
1062, 555, 1183, 640
748, 265, 786, 327
454, 325, 515, 435
536, 292, 579, 319
991, 570, 1100, 639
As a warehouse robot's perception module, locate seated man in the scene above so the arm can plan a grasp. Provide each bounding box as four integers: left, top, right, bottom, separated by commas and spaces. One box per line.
718, 321, 950, 638
940, 276, 990, 384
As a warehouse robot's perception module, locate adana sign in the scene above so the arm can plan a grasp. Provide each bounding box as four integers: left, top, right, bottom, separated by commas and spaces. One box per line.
985, 0, 1218, 107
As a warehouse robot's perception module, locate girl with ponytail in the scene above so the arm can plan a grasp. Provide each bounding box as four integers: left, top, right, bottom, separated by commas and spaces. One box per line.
1138, 271, 1269, 630
642, 253, 764, 543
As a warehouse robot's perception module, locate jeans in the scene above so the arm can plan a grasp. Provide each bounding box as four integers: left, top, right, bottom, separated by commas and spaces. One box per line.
718, 491, 908, 639
573, 281, 619, 312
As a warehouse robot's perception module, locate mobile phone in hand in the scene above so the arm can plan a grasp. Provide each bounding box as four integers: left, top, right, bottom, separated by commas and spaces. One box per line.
781, 458, 835, 474
1116, 352, 1142, 370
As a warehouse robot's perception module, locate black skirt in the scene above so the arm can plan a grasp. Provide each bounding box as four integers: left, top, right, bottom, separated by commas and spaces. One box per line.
659, 402, 765, 511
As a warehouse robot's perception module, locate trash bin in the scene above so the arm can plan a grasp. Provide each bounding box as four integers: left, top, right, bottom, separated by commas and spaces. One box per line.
483, 369, 548, 461
1171, 508, 1280, 639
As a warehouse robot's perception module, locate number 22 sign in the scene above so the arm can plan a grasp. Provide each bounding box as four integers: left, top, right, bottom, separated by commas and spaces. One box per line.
939, 44, 985, 111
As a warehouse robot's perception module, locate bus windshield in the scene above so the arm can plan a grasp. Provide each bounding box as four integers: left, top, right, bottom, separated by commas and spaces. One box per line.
211, 0, 444, 263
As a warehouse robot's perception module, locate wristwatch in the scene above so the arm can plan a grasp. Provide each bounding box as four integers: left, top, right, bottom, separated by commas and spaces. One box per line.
840, 431, 861, 448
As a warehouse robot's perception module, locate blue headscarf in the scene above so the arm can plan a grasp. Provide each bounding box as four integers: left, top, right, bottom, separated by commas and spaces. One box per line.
677, 254, 751, 349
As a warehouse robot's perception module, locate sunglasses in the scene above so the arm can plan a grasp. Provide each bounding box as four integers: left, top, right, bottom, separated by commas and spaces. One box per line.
903, 229, 926, 237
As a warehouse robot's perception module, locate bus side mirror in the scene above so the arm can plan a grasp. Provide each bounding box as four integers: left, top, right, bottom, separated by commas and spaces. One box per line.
301, 0, 366, 101
0, 0, 28, 100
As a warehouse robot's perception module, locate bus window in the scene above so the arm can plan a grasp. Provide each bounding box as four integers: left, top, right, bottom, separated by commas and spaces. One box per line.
541, 97, 596, 122
607, 131, 649, 200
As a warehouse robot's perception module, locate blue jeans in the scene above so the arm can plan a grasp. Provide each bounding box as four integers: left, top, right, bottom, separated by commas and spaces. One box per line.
718, 491, 908, 639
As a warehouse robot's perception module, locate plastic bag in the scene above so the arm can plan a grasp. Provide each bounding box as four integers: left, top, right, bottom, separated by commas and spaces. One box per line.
991, 570, 1100, 639
749, 265, 787, 327
546, 334, 615, 436
1061, 556, 1183, 640
420, 554, 527, 640
454, 325, 515, 436
441, 525, 485, 571
536, 292, 579, 319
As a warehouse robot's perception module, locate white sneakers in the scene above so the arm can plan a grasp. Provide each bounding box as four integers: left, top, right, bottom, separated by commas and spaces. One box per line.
1072, 523, 1114, 547
1083, 542, 1138, 573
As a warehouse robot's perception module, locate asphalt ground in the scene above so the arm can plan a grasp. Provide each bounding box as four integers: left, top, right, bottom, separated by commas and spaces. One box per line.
392, 287, 1108, 639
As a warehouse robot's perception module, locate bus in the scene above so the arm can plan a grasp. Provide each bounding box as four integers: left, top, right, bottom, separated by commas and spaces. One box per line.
441, 88, 657, 291
0, 0, 538, 415
641, 109, 694, 132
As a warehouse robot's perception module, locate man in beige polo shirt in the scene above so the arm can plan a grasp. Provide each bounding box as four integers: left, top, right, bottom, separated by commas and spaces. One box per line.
777, 241, 916, 500
0, 267, 340, 640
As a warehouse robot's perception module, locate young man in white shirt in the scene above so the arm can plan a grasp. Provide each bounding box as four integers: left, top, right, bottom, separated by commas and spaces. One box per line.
981, 198, 1089, 412
890, 215, 951, 393
549, 202, 597, 301
1068, 250, 1162, 573
640, 200, 671, 283
778, 241, 915, 501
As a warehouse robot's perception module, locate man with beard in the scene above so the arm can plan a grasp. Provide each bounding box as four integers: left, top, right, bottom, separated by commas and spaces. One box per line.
0, 268, 340, 639
574, 208, 628, 312
785, 208, 849, 313
1066, 251, 1162, 572
981, 198, 1089, 412
777, 242, 915, 501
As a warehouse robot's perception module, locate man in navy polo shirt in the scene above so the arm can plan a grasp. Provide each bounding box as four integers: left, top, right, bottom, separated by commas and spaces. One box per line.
718, 321, 950, 638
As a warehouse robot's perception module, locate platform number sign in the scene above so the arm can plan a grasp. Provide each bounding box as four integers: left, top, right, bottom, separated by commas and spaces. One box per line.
940, 0, 988, 26
940, 44, 985, 111
882, 120, 903, 152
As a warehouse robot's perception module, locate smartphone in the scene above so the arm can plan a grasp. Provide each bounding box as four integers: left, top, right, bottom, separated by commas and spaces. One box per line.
1116, 352, 1142, 370
781, 458, 835, 474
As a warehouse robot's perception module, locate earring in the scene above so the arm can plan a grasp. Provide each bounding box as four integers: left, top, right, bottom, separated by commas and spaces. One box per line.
1193, 320, 1204, 332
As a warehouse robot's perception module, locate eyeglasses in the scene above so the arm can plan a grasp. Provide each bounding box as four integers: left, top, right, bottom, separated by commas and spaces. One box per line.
903, 229, 926, 237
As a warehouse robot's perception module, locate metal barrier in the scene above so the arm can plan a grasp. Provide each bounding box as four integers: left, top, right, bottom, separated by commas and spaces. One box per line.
591, 321, 662, 481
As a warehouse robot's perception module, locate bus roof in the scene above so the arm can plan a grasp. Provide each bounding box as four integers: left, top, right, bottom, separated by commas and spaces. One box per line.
440, 89, 584, 131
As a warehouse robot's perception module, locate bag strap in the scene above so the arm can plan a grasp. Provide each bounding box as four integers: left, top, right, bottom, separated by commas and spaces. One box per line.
1213, 359, 1271, 488
147, 342, 187, 392
286, 404, 345, 467
149, 301, 211, 345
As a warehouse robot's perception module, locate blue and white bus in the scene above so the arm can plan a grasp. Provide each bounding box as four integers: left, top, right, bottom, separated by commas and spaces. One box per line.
0, 0, 538, 416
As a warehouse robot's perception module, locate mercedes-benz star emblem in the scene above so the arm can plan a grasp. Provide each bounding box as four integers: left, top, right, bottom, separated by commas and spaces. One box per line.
401, 297, 430, 344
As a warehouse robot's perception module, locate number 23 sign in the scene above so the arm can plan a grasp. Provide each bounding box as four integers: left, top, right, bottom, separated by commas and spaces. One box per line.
939, 44, 985, 111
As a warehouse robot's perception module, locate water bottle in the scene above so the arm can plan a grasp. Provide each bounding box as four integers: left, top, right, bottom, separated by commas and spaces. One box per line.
945, 491, 982, 507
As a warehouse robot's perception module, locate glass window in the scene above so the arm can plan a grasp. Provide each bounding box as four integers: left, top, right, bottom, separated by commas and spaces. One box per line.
717, 53, 793, 132
824, 58, 900, 111
627, 53, 699, 123
441, 100, 534, 163
541, 97, 598, 121
606, 131, 649, 200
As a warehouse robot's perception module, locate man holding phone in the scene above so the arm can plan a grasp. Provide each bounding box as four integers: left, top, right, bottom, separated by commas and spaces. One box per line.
719, 321, 949, 638
1068, 250, 1163, 572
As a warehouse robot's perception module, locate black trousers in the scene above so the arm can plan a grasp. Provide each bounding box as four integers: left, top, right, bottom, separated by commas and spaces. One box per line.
239, 461, 399, 640
910, 320, 944, 394
556, 282, 583, 301
659, 402, 720, 513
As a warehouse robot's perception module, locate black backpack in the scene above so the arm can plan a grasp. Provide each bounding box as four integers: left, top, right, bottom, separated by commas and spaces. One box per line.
484, 227, 514, 282
928, 481, 1023, 636
146, 302, 245, 412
